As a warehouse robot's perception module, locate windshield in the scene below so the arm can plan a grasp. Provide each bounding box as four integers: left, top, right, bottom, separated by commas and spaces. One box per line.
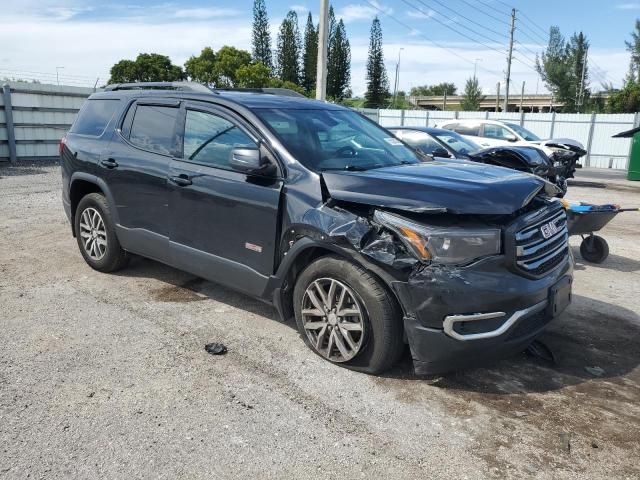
255, 108, 422, 171
431, 130, 481, 156
505, 122, 540, 141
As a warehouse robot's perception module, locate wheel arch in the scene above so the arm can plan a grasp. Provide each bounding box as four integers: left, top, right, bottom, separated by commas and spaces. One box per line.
69, 173, 119, 236
269, 237, 404, 325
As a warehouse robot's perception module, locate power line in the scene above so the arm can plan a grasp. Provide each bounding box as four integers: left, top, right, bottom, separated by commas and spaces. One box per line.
362, 0, 504, 77
517, 10, 549, 38
416, 0, 509, 41
453, 0, 510, 26
473, 0, 511, 17
401, 0, 507, 57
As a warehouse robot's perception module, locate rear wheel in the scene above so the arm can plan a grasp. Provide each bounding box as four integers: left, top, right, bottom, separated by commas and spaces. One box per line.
75, 193, 129, 272
293, 255, 404, 374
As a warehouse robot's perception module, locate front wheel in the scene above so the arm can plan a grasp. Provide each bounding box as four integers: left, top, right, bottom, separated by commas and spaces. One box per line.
293, 255, 404, 374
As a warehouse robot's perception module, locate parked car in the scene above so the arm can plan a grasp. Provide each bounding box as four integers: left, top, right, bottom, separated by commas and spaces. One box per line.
436, 119, 541, 147
390, 126, 585, 195
60, 82, 573, 375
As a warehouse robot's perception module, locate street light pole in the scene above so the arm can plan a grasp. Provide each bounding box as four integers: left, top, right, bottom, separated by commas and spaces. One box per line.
315, 0, 329, 101
474, 58, 482, 79
392, 48, 404, 108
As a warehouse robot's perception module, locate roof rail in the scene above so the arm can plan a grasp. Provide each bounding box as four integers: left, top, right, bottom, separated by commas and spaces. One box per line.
213, 87, 306, 98
104, 81, 213, 93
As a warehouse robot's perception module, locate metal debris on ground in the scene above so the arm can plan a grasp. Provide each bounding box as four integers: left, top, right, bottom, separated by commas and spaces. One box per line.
204, 343, 228, 355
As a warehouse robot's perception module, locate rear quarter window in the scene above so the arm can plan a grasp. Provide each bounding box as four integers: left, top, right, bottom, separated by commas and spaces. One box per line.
453, 124, 480, 136
70, 99, 120, 136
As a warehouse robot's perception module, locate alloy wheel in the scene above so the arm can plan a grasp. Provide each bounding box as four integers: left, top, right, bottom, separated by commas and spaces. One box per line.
301, 278, 365, 362
79, 207, 107, 261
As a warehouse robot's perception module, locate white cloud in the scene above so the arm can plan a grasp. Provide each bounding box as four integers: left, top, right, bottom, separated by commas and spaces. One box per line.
289, 4, 309, 14
406, 9, 435, 19
337, 1, 392, 24
173, 8, 242, 19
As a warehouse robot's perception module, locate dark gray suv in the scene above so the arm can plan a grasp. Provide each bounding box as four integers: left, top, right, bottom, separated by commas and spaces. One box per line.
60, 82, 573, 375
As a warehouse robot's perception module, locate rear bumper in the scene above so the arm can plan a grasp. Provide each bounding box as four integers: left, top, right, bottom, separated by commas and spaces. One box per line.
392, 253, 573, 375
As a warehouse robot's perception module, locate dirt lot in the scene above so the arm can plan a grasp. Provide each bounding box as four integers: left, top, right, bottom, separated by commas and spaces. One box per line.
1, 162, 639, 479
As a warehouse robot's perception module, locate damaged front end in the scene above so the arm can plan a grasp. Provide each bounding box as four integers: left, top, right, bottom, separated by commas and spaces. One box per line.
277, 165, 572, 375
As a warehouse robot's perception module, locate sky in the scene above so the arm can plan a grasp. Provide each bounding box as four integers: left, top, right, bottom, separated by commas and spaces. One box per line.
0, 0, 637, 96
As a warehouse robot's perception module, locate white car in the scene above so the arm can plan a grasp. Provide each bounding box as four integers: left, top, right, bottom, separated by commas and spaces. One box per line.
437, 119, 542, 148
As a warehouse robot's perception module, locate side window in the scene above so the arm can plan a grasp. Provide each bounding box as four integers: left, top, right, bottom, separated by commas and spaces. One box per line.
70, 99, 119, 136
400, 131, 442, 154
129, 105, 179, 155
453, 124, 480, 136
483, 124, 512, 140
183, 110, 255, 169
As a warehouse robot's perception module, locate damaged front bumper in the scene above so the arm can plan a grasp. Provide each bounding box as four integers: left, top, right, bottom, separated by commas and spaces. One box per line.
392, 253, 573, 375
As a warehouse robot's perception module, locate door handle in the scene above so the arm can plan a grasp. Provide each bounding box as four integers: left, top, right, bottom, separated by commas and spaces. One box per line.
100, 158, 118, 169
168, 175, 192, 187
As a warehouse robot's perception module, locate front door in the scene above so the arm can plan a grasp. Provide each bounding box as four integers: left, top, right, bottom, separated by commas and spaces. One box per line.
168, 103, 283, 297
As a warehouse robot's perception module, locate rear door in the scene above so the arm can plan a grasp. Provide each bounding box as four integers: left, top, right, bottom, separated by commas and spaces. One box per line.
168, 102, 283, 297
101, 99, 180, 261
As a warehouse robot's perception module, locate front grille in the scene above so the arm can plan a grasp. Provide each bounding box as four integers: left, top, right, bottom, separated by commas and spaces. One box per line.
515, 209, 568, 276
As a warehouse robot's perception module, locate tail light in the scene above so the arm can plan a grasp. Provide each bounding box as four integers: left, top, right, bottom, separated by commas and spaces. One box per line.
59, 135, 67, 156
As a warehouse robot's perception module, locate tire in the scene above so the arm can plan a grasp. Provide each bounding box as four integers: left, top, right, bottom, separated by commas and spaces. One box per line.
579, 235, 609, 264
74, 193, 129, 272
293, 255, 404, 374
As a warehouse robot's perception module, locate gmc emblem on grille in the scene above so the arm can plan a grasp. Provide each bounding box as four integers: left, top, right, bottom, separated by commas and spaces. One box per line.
540, 220, 560, 239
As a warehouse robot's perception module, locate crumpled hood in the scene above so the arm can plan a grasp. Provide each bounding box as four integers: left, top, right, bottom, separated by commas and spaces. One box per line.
321, 160, 551, 215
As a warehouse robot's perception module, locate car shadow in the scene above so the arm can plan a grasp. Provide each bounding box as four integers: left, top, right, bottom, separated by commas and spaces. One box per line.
115, 257, 639, 395
571, 245, 640, 273
113, 255, 281, 322
382, 294, 640, 394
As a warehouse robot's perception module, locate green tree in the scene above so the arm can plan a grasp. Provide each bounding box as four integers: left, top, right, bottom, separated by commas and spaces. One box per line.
268, 77, 306, 95
276, 11, 302, 85
460, 76, 485, 110
252, 0, 273, 69
302, 12, 318, 94
607, 81, 640, 113
625, 19, 640, 82
327, 19, 351, 100
409, 83, 457, 96
236, 62, 272, 88
109, 53, 184, 83
364, 17, 388, 108
536, 27, 591, 112
184, 47, 217, 85
567, 32, 590, 111
213, 46, 252, 87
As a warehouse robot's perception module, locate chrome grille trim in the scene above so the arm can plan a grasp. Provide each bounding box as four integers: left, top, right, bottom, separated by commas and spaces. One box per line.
515, 208, 569, 276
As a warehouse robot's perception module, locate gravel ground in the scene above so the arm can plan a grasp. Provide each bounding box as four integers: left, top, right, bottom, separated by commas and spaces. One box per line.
1, 162, 639, 479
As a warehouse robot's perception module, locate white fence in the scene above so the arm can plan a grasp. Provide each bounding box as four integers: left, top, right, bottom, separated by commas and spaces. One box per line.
358, 108, 638, 170
0, 81, 637, 171
1, 82, 93, 162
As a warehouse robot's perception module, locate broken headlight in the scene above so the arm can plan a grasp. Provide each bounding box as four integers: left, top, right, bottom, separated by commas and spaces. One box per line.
374, 210, 501, 265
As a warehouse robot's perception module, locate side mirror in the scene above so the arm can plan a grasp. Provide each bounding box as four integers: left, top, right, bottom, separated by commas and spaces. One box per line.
505, 133, 518, 142
229, 146, 276, 176
431, 147, 451, 158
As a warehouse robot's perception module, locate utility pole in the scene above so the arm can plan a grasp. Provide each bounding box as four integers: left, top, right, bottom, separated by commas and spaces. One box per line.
443, 91, 447, 111
495, 82, 501, 112
519, 81, 525, 112
315, 0, 329, 101
392, 48, 404, 108
576, 47, 588, 113
56, 66, 64, 86
503, 8, 516, 112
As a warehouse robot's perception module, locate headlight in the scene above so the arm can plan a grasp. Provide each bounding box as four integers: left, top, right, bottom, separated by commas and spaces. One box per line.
374, 210, 501, 265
